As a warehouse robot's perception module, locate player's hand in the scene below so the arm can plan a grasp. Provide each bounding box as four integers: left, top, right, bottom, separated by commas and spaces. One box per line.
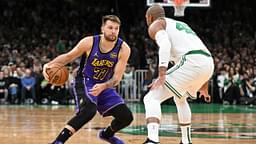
148, 75, 166, 90
42, 63, 50, 81
89, 83, 106, 96
199, 89, 211, 103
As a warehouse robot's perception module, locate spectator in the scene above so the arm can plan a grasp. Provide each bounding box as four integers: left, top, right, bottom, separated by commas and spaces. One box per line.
121, 64, 135, 98
8, 78, 20, 104
0, 0, 255, 105
48, 84, 67, 105
240, 72, 256, 105
56, 38, 67, 54
0, 71, 8, 104
32, 60, 44, 104
222, 67, 242, 104
21, 68, 36, 104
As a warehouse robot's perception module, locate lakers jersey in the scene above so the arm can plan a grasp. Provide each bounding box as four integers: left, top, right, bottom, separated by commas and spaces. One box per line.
79, 35, 123, 85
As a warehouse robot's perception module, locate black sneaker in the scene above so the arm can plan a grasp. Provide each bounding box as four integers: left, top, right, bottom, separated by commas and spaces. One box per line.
143, 138, 160, 144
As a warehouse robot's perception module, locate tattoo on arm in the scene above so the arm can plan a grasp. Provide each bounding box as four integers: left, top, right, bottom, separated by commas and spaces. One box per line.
105, 77, 119, 88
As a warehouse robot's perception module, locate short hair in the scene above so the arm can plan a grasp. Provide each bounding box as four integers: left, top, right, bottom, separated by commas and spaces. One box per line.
102, 15, 121, 26
146, 4, 165, 19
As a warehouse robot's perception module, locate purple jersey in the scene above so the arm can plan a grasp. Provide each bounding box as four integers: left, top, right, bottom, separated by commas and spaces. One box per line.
73, 35, 125, 116
82, 35, 123, 86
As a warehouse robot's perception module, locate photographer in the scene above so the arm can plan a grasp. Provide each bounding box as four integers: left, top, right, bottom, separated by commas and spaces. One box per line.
240, 72, 256, 105
222, 67, 241, 105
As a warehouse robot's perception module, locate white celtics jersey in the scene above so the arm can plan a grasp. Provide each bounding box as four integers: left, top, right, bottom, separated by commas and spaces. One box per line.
164, 18, 210, 63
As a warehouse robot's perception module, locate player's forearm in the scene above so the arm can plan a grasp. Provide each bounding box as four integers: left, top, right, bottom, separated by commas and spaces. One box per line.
159, 66, 167, 77
104, 76, 121, 89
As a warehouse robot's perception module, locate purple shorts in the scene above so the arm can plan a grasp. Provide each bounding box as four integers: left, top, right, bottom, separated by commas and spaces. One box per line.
72, 77, 124, 116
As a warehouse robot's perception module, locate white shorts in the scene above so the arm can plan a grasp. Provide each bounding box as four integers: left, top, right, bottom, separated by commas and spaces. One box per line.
146, 53, 214, 103
165, 53, 214, 99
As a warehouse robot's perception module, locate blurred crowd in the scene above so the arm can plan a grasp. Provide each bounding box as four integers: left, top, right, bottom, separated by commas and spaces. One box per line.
0, 0, 255, 105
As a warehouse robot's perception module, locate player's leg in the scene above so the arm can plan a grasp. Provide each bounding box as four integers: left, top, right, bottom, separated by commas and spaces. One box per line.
143, 86, 172, 143
96, 88, 133, 144
165, 79, 193, 144
168, 55, 214, 144
173, 96, 192, 144
52, 100, 97, 144
166, 66, 194, 144
99, 104, 133, 142
52, 78, 97, 144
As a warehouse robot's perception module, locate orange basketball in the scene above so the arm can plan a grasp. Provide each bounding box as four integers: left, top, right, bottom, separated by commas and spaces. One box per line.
46, 63, 69, 86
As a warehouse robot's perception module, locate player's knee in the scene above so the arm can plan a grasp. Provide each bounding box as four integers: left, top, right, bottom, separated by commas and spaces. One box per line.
68, 102, 97, 131
122, 109, 133, 126
80, 101, 97, 117
143, 93, 152, 105
115, 107, 133, 127
143, 92, 160, 106
117, 109, 133, 127
174, 96, 187, 104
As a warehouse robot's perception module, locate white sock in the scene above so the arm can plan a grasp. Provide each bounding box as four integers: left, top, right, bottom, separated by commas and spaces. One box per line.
180, 125, 192, 144
147, 123, 160, 142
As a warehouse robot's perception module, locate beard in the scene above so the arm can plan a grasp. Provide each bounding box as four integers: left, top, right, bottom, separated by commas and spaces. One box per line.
104, 34, 117, 42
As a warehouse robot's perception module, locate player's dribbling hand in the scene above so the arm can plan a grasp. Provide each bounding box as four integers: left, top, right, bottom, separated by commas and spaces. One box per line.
42, 63, 50, 81
148, 75, 166, 90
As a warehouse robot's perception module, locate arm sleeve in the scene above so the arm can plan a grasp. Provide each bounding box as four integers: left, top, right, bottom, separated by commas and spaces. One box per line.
155, 30, 172, 68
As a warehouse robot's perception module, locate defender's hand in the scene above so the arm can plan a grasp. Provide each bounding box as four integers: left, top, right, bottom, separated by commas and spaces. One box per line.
199, 90, 211, 103
89, 83, 107, 96
148, 75, 166, 90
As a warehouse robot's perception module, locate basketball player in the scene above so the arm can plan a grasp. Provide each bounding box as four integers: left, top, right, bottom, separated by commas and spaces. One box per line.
43, 15, 133, 144
143, 4, 214, 144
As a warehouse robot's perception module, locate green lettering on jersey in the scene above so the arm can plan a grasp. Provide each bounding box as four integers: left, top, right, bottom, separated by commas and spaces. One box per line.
176, 22, 196, 35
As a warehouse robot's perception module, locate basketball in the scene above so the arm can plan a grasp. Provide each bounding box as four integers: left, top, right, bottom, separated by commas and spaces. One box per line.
46, 63, 69, 86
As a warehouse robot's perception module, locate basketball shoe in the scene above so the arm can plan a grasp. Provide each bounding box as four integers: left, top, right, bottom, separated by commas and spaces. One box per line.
97, 129, 124, 144
51, 141, 63, 144
180, 141, 192, 144
143, 138, 160, 144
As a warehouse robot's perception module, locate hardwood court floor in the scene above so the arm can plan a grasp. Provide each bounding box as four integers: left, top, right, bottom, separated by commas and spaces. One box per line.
0, 103, 255, 144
